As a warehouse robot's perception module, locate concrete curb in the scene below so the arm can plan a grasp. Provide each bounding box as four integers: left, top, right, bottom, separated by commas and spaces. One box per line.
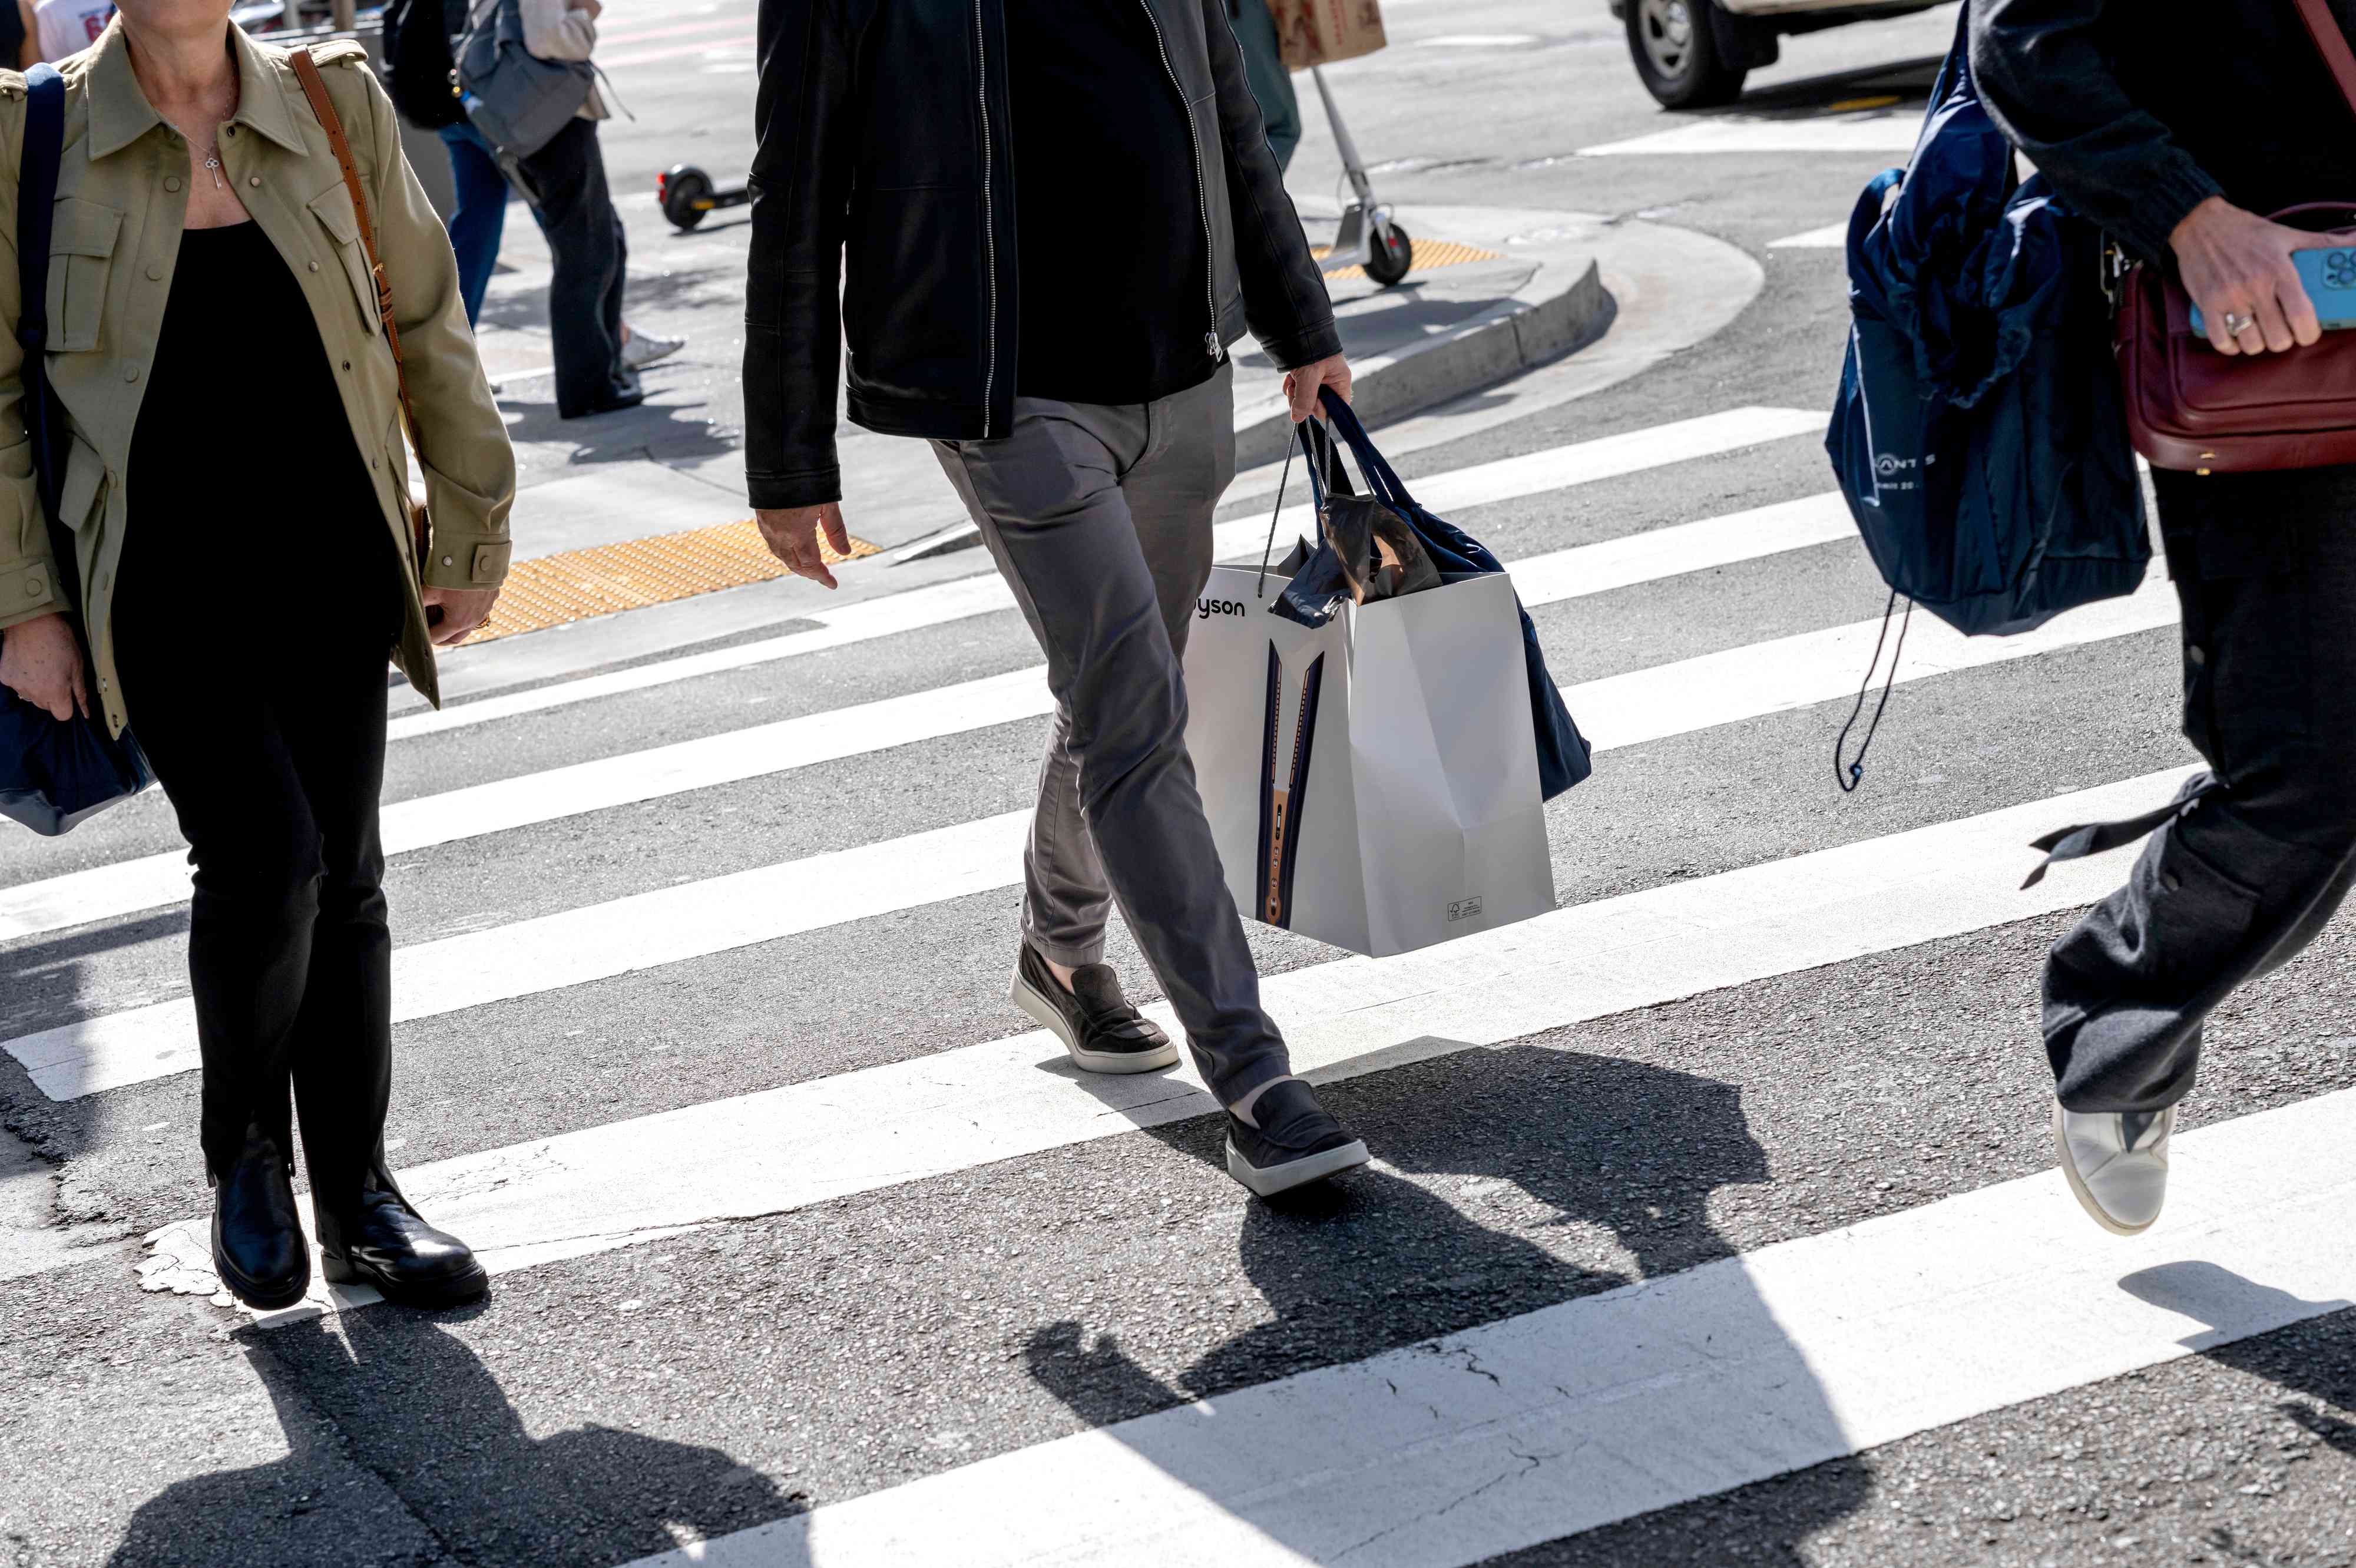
1233, 253, 1613, 472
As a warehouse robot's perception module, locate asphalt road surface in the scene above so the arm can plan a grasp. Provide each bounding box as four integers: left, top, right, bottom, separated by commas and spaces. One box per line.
11, 3, 2356, 1566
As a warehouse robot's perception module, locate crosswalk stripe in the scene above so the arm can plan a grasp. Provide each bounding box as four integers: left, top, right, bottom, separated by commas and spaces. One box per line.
386, 408, 1824, 742
136, 765, 2194, 1312
615, 1080, 2356, 1568
7, 573, 2178, 1100
1769, 221, 1851, 249
0, 493, 1856, 944
1579, 118, 1921, 157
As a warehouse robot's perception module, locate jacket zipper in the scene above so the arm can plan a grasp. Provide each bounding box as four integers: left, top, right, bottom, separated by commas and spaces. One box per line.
1133, 0, 1223, 362
972, 0, 1001, 434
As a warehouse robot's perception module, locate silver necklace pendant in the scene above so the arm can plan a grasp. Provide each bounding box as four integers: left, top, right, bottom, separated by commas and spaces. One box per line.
200, 153, 223, 190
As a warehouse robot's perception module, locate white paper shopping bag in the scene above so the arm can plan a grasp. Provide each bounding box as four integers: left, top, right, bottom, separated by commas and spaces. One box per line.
1183, 564, 1555, 958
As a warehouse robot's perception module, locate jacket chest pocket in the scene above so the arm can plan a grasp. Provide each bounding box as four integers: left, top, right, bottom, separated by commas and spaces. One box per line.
45, 199, 121, 354
307, 183, 381, 339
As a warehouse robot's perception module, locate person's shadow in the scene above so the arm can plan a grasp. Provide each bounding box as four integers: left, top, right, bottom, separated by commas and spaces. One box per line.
103, 1305, 802, 1568
2120, 1261, 2356, 1453
1025, 1043, 1873, 1560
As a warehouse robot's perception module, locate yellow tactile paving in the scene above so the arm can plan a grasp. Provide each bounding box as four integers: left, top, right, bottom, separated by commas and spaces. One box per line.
1312, 236, 1505, 283
464, 518, 879, 644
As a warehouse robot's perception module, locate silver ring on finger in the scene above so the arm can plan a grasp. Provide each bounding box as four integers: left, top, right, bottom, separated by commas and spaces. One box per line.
2223, 311, 2257, 337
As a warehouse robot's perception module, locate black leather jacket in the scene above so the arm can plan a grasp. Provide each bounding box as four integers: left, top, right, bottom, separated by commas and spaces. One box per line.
1970, 0, 2356, 266
744, 0, 1343, 510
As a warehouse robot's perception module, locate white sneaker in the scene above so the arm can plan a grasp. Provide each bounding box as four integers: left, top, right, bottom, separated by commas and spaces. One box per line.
2054, 1101, 2176, 1235
621, 330, 686, 372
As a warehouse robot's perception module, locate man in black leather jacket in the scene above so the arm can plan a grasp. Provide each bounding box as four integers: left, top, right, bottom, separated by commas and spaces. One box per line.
740, 0, 1369, 1197
1971, 0, 2356, 1236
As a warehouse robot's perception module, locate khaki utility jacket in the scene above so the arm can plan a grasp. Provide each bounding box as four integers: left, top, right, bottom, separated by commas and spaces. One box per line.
0, 21, 515, 733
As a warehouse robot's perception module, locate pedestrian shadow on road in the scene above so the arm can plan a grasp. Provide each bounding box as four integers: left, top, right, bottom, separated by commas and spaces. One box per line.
1023, 1043, 1874, 1560
2119, 1261, 2356, 1458
102, 1304, 800, 1568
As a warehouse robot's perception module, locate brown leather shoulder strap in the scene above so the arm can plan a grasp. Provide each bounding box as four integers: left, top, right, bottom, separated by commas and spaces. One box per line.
290, 48, 429, 512
2291, 0, 2356, 120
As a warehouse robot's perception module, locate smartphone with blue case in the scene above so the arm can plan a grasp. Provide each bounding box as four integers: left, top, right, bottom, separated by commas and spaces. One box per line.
2189, 245, 2356, 337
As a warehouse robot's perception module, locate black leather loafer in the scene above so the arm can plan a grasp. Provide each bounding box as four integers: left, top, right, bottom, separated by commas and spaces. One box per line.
316, 1172, 488, 1308
1010, 942, 1180, 1074
1225, 1079, 1370, 1198
211, 1123, 310, 1311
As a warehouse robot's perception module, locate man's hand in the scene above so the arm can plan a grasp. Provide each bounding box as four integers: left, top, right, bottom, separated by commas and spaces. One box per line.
1284, 353, 1353, 423
754, 502, 851, 591
2171, 196, 2325, 356
423, 585, 501, 647
0, 611, 88, 721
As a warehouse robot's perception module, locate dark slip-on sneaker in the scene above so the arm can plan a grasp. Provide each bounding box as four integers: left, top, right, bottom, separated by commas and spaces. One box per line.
1225, 1079, 1371, 1198
1011, 942, 1180, 1074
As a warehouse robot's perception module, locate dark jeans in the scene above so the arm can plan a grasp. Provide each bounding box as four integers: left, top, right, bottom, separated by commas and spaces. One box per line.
112, 544, 402, 1198
517, 117, 639, 418
438, 121, 510, 328
2044, 465, 2356, 1112
931, 363, 1290, 1107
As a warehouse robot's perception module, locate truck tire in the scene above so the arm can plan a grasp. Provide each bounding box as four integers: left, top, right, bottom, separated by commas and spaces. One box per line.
1626, 0, 1749, 109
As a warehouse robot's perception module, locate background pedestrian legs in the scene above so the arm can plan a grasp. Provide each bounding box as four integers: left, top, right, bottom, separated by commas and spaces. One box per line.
517, 117, 640, 418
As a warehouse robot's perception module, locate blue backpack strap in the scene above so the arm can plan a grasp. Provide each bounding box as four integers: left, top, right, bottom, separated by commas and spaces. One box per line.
19, 62, 64, 531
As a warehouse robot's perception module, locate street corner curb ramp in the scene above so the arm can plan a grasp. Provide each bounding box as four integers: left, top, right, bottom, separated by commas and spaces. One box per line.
1232, 208, 1613, 470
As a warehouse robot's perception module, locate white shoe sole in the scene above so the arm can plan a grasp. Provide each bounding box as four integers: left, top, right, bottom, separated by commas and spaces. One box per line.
1010, 966, 1180, 1075
2052, 1101, 2160, 1237
1225, 1136, 1371, 1198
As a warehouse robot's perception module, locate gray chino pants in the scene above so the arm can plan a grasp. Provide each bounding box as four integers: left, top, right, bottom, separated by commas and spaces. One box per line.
932, 363, 1290, 1106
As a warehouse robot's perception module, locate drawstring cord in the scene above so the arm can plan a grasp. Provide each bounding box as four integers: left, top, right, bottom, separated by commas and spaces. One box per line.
1835, 590, 1912, 793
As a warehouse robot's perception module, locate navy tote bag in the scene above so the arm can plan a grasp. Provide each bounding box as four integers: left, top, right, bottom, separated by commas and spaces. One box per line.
0, 63, 153, 836
1277, 389, 1593, 800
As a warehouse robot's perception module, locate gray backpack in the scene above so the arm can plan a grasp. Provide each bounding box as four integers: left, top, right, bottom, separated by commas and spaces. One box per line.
455, 0, 595, 163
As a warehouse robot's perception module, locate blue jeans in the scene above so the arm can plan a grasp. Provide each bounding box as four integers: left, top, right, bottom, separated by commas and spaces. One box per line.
438, 121, 511, 328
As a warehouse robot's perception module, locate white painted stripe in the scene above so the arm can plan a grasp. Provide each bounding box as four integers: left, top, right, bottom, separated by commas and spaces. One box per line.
385, 408, 1824, 743
6, 571, 2180, 1099
1768, 221, 1851, 249
1581, 118, 1920, 157
0, 492, 1855, 944
141, 765, 2198, 1316
618, 1080, 2356, 1568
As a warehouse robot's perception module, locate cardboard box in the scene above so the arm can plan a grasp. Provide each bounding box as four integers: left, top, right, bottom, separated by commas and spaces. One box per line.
1268, 0, 1386, 71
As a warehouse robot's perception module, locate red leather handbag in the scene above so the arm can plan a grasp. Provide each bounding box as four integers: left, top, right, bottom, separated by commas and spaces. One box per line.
2116, 0, 2356, 474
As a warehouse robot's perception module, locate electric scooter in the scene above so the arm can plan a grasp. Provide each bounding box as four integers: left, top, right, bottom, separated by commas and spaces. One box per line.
658, 164, 752, 231
1310, 67, 1413, 287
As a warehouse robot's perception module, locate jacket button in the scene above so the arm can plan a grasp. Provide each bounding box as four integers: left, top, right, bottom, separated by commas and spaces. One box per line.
247, 176, 262, 188
164, 176, 181, 192
341, 360, 352, 371
309, 261, 320, 272
2188, 645, 2206, 667
442, 555, 454, 567
2162, 872, 2182, 894
370, 456, 379, 469
22, 580, 38, 597
123, 366, 138, 382
145, 265, 162, 282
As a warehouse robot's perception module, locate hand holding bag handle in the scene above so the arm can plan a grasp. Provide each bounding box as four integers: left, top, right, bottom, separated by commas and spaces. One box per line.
289, 48, 431, 565
2116, 0, 2356, 473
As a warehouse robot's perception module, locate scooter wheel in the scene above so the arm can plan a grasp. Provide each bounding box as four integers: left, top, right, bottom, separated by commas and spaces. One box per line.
1365, 221, 1414, 287
660, 165, 714, 231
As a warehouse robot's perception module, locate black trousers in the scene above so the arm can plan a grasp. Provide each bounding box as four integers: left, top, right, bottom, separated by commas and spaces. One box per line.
2044, 465, 2356, 1113
112, 544, 402, 1199
518, 117, 640, 419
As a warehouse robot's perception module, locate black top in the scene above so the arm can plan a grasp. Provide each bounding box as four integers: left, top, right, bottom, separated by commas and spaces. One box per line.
1971, 0, 2356, 265
1005, 0, 1219, 406
121, 222, 392, 623
0, 5, 22, 68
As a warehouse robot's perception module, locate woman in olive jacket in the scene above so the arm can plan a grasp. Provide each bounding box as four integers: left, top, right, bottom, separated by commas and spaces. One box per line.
0, 4, 517, 1309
